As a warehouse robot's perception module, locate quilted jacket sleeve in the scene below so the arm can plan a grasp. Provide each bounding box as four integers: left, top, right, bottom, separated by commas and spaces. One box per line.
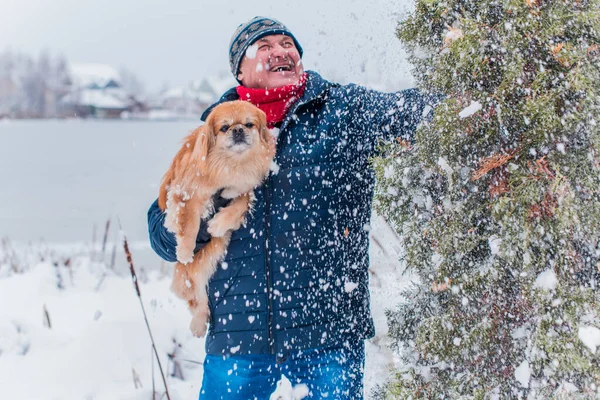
346, 85, 443, 148
147, 199, 207, 262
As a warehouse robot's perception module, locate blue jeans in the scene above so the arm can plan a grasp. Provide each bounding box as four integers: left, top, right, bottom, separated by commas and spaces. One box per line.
199, 341, 365, 399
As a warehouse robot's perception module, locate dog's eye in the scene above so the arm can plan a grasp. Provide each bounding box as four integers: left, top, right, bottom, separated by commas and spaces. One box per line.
245, 123, 254, 128
220, 125, 229, 132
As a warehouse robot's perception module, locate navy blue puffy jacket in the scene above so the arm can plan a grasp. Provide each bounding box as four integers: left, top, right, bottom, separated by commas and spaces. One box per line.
148, 71, 438, 358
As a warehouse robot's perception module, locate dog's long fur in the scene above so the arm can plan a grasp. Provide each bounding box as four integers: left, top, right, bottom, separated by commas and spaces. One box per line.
158, 101, 275, 337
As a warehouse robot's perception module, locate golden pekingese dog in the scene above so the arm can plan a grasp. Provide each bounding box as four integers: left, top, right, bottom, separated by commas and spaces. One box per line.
158, 100, 276, 337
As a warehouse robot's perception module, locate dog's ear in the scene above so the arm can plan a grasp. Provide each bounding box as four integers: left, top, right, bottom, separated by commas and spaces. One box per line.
192, 123, 215, 170
158, 168, 172, 211
257, 109, 273, 147
158, 128, 200, 210
158, 168, 173, 211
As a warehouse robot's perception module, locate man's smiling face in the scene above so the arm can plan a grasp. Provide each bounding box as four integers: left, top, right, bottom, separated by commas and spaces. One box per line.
237, 34, 304, 89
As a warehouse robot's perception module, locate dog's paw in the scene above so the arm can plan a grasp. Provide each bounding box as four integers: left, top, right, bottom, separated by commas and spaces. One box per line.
207, 213, 234, 238
189, 313, 208, 338
163, 211, 177, 233
176, 246, 194, 265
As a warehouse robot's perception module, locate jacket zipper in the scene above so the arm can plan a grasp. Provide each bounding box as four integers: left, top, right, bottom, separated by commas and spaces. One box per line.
264, 177, 275, 354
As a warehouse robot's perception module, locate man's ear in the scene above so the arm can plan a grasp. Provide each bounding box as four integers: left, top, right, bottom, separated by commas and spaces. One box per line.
237, 72, 244, 82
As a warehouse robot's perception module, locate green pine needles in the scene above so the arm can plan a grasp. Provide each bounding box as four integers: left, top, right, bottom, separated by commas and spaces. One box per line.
373, 0, 600, 398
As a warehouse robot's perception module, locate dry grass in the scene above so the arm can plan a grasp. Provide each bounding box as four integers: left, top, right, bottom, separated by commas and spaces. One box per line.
0, 218, 177, 399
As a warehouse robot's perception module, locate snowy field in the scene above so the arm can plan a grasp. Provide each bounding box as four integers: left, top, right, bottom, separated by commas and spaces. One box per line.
0, 120, 411, 399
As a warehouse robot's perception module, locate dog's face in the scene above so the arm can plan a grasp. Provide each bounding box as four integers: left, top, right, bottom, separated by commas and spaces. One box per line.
210, 102, 266, 154
198, 101, 271, 162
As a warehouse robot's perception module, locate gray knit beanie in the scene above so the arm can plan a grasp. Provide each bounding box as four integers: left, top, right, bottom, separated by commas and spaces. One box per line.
229, 16, 303, 82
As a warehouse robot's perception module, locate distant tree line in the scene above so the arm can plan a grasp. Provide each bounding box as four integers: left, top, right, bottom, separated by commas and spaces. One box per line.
0, 49, 72, 118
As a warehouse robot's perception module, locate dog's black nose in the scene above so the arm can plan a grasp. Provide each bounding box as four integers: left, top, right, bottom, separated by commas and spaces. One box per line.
232, 127, 246, 143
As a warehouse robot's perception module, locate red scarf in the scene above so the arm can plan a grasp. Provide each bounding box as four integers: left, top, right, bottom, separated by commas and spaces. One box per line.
236, 73, 307, 128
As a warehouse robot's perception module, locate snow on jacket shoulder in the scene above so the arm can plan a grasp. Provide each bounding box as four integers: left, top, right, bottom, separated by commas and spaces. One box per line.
147, 71, 438, 358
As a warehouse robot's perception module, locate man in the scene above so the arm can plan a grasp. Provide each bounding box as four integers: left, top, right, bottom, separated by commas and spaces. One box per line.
148, 16, 437, 399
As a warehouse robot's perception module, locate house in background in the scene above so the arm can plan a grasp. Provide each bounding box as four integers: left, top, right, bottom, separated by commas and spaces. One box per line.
0, 51, 237, 120
61, 63, 146, 118
151, 72, 236, 119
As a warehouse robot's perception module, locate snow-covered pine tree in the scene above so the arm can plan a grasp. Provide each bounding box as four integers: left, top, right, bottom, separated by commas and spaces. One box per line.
372, 0, 600, 398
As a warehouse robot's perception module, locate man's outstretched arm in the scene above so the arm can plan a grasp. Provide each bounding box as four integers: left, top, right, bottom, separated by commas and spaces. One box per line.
347, 84, 444, 147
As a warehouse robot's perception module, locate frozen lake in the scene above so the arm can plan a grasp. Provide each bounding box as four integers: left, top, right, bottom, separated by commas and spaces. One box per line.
0, 119, 200, 250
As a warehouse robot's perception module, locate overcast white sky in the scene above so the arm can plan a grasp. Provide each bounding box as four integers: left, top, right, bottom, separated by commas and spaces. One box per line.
1, 0, 416, 92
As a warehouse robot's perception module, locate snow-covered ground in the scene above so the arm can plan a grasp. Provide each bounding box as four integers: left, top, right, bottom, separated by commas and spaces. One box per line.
0, 119, 411, 399
0, 215, 409, 399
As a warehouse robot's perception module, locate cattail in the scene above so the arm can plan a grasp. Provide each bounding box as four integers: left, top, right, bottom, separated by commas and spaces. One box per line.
121, 220, 171, 400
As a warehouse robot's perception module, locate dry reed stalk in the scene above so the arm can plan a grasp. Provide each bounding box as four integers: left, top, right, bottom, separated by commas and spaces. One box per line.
152, 345, 157, 400
91, 223, 97, 259
132, 368, 143, 389
96, 242, 118, 291
121, 221, 171, 400
109, 243, 117, 271
101, 219, 111, 259
167, 339, 185, 380
43, 304, 52, 329
64, 258, 73, 285
53, 261, 65, 290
